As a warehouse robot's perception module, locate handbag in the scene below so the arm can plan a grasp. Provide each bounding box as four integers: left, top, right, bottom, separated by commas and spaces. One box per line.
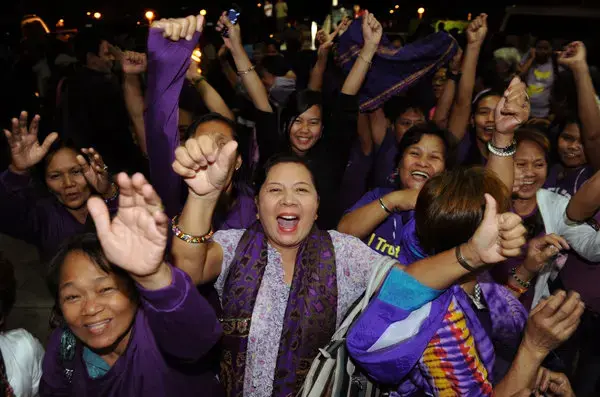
298, 255, 397, 397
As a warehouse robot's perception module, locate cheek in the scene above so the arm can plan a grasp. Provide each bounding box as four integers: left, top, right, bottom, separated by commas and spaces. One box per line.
45, 179, 62, 193
60, 302, 81, 325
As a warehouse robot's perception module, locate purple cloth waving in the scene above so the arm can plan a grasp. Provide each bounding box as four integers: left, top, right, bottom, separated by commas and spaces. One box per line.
337, 20, 458, 112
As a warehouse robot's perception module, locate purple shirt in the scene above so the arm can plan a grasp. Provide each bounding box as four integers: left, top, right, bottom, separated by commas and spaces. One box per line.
346, 188, 409, 259
0, 170, 118, 260
145, 30, 256, 230
339, 141, 374, 214
545, 164, 600, 312
39, 266, 223, 397
372, 129, 398, 189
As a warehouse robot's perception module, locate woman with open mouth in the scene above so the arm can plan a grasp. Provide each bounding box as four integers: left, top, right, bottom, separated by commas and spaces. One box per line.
0, 111, 118, 261
339, 77, 529, 260
40, 173, 223, 396
169, 125, 528, 397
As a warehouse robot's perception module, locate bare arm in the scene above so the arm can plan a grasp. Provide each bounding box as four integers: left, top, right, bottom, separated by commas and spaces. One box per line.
433, 78, 457, 129
566, 168, 600, 221
559, 42, 600, 171
447, 15, 487, 142
518, 49, 535, 78
191, 77, 235, 120
217, 14, 273, 113
123, 74, 147, 154
218, 46, 239, 89
369, 108, 388, 147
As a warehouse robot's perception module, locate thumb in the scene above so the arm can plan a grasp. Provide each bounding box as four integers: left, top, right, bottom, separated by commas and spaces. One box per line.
40, 132, 59, 152
482, 193, 498, 224
217, 140, 239, 169
197, 15, 205, 32
87, 196, 111, 238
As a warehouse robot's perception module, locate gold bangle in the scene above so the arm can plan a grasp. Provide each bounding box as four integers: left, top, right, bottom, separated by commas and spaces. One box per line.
358, 54, 372, 67
171, 215, 214, 244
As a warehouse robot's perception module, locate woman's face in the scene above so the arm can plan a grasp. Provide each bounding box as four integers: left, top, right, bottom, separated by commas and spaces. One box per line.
398, 134, 446, 190
193, 120, 242, 189
473, 95, 501, 144
257, 162, 319, 250
558, 123, 586, 168
289, 105, 322, 155
514, 140, 548, 200
45, 148, 92, 210
394, 108, 426, 142
432, 68, 447, 99
58, 250, 136, 353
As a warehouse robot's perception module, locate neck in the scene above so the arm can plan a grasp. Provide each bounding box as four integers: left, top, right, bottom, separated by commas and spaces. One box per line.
512, 196, 538, 216
96, 325, 133, 367
67, 205, 89, 225
476, 138, 489, 159
459, 273, 478, 294
291, 146, 307, 157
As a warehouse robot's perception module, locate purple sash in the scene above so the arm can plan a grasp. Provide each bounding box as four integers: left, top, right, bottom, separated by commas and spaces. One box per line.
337, 19, 458, 112
219, 222, 338, 397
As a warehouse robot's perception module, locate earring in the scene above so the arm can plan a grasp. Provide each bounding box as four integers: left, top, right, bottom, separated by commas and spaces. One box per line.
256, 213, 260, 220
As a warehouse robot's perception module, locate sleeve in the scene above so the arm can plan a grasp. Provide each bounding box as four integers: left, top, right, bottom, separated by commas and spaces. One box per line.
138, 264, 222, 361
145, 29, 199, 218
254, 109, 281, 165
39, 329, 71, 397
12, 329, 45, 397
558, 210, 600, 263
212, 229, 246, 299
0, 170, 43, 245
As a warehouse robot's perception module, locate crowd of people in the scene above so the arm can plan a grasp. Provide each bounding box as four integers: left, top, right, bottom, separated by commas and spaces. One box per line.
0, 5, 599, 397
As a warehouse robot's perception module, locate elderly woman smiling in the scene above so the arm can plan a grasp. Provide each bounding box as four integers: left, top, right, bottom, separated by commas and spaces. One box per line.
170, 129, 528, 397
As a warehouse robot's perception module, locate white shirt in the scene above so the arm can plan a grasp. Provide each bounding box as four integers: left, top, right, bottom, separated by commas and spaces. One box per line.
0, 329, 44, 397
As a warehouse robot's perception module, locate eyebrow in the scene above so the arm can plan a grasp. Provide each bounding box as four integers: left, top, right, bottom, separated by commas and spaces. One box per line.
59, 276, 109, 291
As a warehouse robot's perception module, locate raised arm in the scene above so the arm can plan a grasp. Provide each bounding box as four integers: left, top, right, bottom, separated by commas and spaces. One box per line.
217, 46, 239, 89
338, 190, 417, 240
558, 41, 600, 171
447, 14, 487, 142
187, 64, 234, 120
122, 51, 148, 154
566, 168, 600, 221
308, 28, 338, 92
170, 134, 239, 285
216, 13, 272, 113
341, 11, 382, 96
145, 14, 204, 217
88, 172, 222, 360
487, 77, 530, 190
433, 48, 462, 129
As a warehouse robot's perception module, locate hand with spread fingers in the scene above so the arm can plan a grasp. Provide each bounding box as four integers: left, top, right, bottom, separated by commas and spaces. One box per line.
4, 111, 58, 174
468, 193, 527, 266
122, 51, 148, 74
316, 23, 342, 58
533, 368, 575, 397
495, 77, 531, 134
151, 14, 205, 42
466, 13, 488, 45
172, 135, 239, 200
76, 148, 113, 197
87, 173, 170, 289
523, 290, 585, 360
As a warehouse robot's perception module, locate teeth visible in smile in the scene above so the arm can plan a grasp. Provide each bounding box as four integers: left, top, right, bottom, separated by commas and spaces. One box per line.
86, 319, 110, 330
522, 181, 535, 185
411, 171, 429, 179
280, 215, 298, 220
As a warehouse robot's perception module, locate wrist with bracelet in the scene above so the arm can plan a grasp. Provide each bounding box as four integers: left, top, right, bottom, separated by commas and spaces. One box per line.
237, 65, 256, 77
455, 244, 478, 273
511, 266, 532, 289
487, 139, 517, 157
103, 183, 119, 202
446, 70, 462, 82
378, 197, 393, 215
171, 214, 214, 244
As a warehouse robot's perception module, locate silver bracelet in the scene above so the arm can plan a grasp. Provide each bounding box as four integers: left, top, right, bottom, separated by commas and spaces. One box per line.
487, 139, 517, 157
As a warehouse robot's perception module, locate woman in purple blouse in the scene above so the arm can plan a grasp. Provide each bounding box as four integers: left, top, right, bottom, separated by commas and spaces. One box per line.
0, 112, 118, 259
40, 173, 223, 396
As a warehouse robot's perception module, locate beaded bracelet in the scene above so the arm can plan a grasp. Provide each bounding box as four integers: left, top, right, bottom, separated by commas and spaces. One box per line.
171, 215, 214, 244
487, 139, 517, 157
511, 267, 532, 289
104, 183, 119, 203
506, 282, 527, 295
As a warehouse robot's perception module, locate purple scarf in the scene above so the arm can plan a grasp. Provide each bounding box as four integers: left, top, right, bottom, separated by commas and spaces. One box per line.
337, 20, 458, 112
219, 222, 338, 397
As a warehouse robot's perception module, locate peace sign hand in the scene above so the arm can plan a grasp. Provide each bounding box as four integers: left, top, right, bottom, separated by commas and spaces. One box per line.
5, 111, 58, 173
172, 135, 239, 200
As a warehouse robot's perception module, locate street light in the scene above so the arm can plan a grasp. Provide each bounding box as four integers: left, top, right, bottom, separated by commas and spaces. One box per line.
389, 9, 394, 14
87, 12, 91, 16
332, 0, 338, 6
93, 12, 102, 20
145, 10, 155, 24
395, 4, 399, 9
200, 9, 207, 16
57, 19, 65, 27
257, 3, 262, 7
417, 7, 425, 19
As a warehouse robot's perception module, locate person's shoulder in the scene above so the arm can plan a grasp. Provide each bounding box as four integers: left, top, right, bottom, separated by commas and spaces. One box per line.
1, 329, 43, 350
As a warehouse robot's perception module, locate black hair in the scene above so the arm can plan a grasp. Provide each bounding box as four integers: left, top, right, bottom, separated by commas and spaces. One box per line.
47, 233, 138, 307
74, 28, 109, 63
472, 90, 504, 115
395, 122, 455, 170
257, 55, 290, 77
255, 152, 319, 196
0, 254, 16, 329
280, 89, 323, 143
184, 112, 239, 141
384, 96, 429, 124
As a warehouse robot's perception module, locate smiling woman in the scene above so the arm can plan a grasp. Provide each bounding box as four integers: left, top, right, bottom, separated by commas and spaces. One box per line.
0, 111, 119, 260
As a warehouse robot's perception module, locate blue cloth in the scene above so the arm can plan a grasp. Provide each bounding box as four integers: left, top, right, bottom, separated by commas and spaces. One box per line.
379, 267, 442, 311
83, 347, 110, 379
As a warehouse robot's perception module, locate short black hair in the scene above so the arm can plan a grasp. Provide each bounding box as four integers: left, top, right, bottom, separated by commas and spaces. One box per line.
395, 122, 454, 170
74, 28, 108, 63
255, 153, 319, 196
184, 112, 239, 141
257, 55, 290, 77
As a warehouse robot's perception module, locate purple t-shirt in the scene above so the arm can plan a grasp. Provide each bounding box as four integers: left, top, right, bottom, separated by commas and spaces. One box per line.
40, 266, 223, 397
372, 129, 398, 189
545, 164, 600, 312
346, 188, 409, 259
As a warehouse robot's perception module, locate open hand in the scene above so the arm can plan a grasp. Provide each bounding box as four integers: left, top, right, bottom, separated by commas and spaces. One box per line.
172, 135, 239, 199
122, 51, 147, 74
88, 173, 168, 279
466, 14, 488, 45
4, 111, 58, 173
76, 147, 112, 196
151, 14, 205, 41
469, 193, 527, 266
495, 77, 530, 134
522, 234, 570, 275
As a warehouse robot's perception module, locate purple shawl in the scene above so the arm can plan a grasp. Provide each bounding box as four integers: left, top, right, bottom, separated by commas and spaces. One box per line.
337, 20, 458, 112
347, 217, 527, 394
219, 222, 338, 397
